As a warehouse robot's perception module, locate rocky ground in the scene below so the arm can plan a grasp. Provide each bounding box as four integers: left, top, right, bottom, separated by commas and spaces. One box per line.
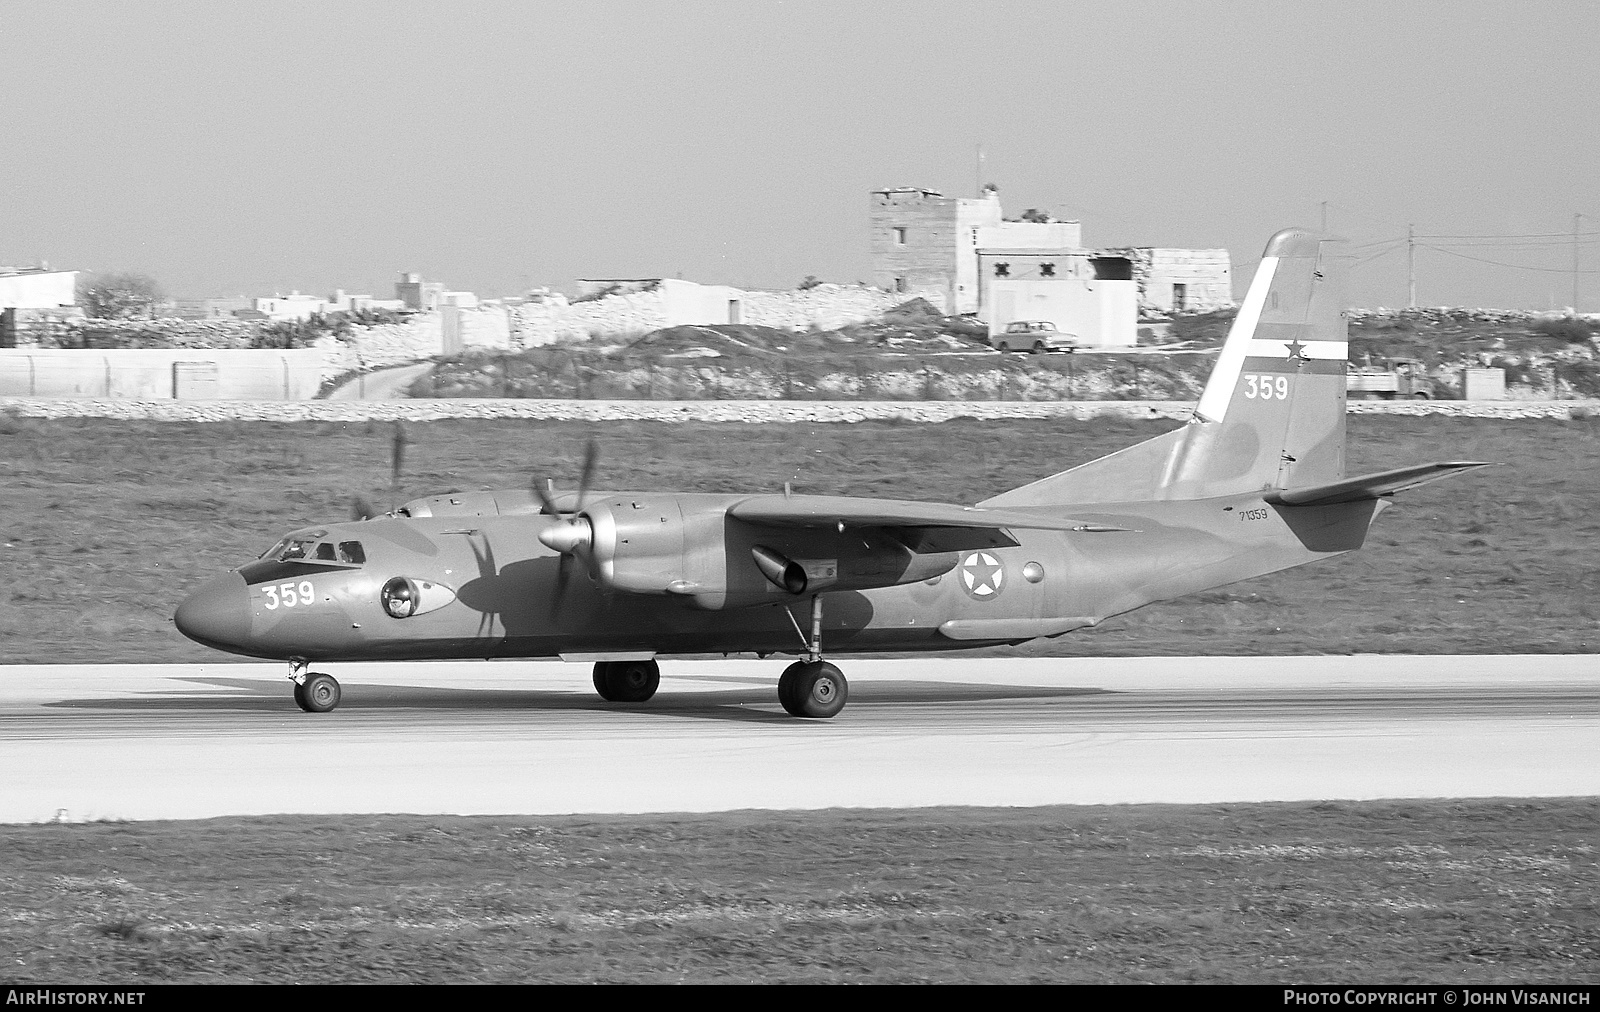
416, 304, 1600, 402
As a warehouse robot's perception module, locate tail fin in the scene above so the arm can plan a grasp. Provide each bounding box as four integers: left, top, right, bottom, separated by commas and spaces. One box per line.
982, 228, 1350, 507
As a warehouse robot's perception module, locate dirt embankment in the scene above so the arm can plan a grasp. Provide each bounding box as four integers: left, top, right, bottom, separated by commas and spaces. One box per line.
414, 306, 1600, 403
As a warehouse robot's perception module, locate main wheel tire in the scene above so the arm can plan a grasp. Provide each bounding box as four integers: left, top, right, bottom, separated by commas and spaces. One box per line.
777, 661, 848, 719
591, 661, 614, 697
292, 680, 310, 712
777, 660, 809, 713
300, 673, 340, 713
593, 660, 660, 702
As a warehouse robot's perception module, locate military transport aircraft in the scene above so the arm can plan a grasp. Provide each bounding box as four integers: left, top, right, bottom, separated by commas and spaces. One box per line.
174, 228, 1490, 718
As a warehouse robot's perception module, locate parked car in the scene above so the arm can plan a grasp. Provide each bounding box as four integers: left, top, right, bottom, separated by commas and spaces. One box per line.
991, 320, 1082, 354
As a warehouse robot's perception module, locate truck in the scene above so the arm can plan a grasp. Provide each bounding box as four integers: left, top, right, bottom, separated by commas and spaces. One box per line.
1346, 357, 1436, 399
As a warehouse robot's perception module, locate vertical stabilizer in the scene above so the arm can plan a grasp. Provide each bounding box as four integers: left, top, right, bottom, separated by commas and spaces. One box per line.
982, 228, 1350, 507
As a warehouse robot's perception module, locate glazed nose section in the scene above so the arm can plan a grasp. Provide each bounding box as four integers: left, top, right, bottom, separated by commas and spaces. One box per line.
174, 573, 252, 648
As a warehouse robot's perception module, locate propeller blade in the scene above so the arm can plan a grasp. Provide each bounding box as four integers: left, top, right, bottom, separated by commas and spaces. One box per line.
532, 476, 562, 518
391, 422, 408, 488
575, 438, 598, 510
350, 495, 380, 522
550, 553, 572, 616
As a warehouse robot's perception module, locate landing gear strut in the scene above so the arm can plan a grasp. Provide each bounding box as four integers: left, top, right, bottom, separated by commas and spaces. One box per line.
593, 659, 660, 702
778, 594, 849, 718
289, 660, 341, 713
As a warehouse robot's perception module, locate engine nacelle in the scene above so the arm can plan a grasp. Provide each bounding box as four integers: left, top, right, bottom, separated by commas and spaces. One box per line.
570, 493, 959, 609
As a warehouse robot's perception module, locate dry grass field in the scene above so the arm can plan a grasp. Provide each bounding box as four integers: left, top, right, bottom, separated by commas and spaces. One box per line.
3, 801, 1595, 984
0, 412, 1596, 662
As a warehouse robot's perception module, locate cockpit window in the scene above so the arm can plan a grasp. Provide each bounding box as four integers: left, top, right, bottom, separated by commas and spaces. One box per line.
275, 531, 325, 562
263, 530, 356, 565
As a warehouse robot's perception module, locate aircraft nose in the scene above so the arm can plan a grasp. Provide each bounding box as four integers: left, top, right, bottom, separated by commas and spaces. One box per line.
174, 573, 252, 649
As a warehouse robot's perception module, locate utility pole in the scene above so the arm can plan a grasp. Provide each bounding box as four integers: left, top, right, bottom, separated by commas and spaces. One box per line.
1320, 201, 1328, 232
1574, 213, 1584, 313
1407, 223, 1417, 309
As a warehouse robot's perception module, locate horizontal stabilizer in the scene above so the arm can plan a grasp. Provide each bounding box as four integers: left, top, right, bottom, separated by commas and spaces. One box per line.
1265, 461, 1497, 507
728, 494, 1132, 533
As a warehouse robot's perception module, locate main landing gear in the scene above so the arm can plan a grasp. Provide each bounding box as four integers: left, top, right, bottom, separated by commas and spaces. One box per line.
776, 594, 849, 719
778, 660, 847, 719
290, 660, 341, 713
593, 659, 660, 702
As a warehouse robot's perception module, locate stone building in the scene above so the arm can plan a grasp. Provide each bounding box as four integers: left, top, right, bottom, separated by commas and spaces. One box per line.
1106, 247, 1233, 314
395, 272, 445, 311
868, 186, 1004, 314
868, 186, 1231, 320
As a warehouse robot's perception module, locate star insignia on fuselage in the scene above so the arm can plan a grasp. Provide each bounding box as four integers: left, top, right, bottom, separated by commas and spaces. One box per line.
1284, 339, 1308, 362
959, 551, 1005, 600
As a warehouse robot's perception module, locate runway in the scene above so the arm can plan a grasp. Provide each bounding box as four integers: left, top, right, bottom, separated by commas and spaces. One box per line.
2, 655, 1596, 823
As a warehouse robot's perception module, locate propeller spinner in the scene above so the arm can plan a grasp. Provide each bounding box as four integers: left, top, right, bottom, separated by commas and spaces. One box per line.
534, 440, 600, 610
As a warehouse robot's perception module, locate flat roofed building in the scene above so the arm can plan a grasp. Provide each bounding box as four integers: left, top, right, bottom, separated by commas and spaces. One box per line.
0, 268, 77, 309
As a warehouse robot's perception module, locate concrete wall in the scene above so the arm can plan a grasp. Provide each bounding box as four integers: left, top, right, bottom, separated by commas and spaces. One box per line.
508, 281, 905, 346
988, 279, 1137, 348
0, 348, 329, 399
0, 271, 77, 309
661, 279, 744, 326
439, 306, 511, 355
253, 295, 325, 321
975, 251, 1099, 317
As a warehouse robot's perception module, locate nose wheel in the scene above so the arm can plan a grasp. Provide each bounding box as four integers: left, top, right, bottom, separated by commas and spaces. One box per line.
290, 662, 341, 713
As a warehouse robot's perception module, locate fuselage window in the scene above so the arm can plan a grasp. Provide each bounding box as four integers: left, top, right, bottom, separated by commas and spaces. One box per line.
314, 543, 337, 561
338, 541, 366, 565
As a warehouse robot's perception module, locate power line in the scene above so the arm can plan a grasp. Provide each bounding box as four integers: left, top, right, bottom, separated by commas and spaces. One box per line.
1416, 229, 1600, 240
1350, 236, 1408, 250
1351, 244, 1405, 268
1420, 243, 1600, 274
1418, 236, 1600, 250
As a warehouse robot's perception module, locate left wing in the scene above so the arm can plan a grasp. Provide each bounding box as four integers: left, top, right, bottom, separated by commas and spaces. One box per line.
727, 493, 1131, 552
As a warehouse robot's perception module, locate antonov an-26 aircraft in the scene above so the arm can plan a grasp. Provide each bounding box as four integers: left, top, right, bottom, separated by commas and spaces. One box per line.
175, 229, 1490, 718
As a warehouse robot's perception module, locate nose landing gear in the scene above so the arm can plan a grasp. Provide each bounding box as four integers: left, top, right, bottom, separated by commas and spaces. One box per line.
289, 660, 341, 713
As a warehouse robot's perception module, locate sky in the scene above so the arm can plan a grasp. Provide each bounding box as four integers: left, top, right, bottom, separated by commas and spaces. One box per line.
2, 1, 1597, 309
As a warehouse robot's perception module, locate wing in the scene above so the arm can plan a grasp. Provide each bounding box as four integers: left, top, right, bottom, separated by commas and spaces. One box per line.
1265, 461, 1497, 507
727, 493, 1132, 553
